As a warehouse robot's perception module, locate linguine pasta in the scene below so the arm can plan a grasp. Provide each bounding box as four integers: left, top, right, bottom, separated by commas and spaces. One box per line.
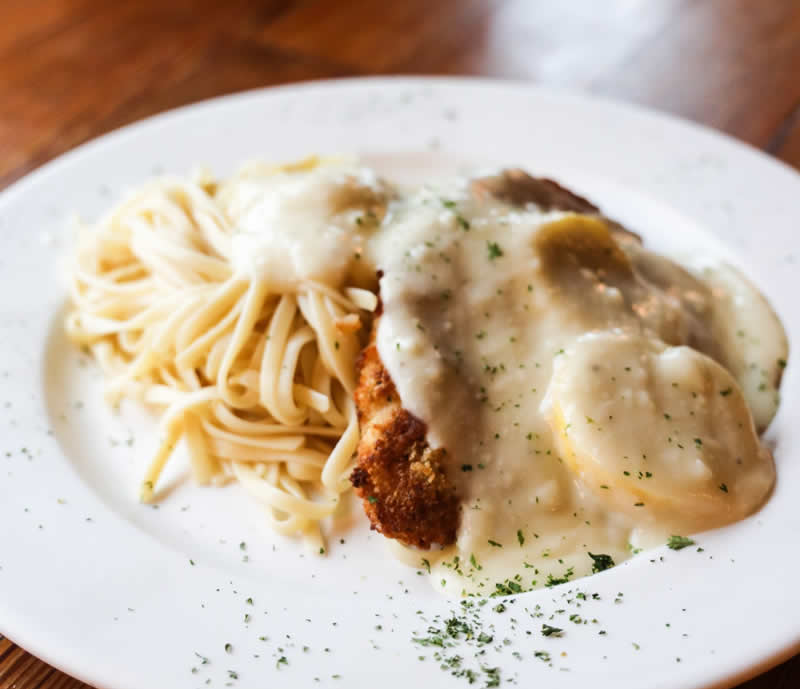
65, 160, 377, 549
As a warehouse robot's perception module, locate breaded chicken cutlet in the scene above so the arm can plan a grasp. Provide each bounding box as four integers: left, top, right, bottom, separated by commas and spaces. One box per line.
350, 169, 636, 549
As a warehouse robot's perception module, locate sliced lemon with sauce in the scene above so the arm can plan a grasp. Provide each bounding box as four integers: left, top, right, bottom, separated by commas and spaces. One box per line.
541, 331, 775, 531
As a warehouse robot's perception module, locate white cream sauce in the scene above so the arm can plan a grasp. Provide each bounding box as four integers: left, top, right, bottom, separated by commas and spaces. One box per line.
216, 161, 787, 596
219, 162, 386, 290
369, 177, 787, 596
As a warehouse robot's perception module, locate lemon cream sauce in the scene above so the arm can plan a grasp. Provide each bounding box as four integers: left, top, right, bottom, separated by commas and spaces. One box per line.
370, 178, 787, 595
221, 161, 387, 290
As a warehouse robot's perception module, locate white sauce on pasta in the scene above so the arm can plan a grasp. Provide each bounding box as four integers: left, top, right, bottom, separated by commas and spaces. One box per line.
369, 179, 786, 595
222, 162, 383, 290
66, 159, 386, 551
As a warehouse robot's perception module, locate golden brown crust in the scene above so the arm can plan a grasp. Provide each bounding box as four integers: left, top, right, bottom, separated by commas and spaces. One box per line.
469, 169, 601, 212
351, 338, 460, 549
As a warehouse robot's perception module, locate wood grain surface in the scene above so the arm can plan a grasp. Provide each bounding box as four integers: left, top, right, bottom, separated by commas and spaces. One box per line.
1, 1, 798, 687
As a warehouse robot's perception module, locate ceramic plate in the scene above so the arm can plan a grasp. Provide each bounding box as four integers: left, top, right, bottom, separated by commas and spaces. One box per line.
1, 78, 798, 689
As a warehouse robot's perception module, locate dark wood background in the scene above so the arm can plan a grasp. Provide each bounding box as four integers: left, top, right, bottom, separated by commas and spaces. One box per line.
1, 1, 798, 687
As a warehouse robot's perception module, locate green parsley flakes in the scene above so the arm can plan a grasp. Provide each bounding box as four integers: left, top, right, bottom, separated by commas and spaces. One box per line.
588, 552, 615, 573
667, 535, 695, 550
545, 567, 574, 587
541, 624, 563, 637
486, 241, 504, 260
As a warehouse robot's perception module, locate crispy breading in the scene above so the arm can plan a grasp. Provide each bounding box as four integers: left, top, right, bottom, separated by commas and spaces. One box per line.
469, 169, 601, 212
350, 336, 459, 548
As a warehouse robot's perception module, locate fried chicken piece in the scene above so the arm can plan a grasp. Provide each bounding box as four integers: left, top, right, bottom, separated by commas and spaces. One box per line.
350, 333, 459, 548
350, 170, 636, 549
469, 168, 599, 212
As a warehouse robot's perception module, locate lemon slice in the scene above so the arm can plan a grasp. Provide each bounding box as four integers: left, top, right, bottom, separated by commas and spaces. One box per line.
541, 331, 774, 531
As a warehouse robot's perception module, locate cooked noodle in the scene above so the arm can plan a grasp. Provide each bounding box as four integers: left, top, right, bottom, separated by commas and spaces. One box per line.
65, 161, 375, 549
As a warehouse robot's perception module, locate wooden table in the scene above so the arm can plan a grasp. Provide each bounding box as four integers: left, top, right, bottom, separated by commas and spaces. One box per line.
1, 1, 798, 687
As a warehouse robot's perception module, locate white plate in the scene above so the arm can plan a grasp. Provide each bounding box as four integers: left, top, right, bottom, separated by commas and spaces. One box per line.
1, 78, 799, 689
